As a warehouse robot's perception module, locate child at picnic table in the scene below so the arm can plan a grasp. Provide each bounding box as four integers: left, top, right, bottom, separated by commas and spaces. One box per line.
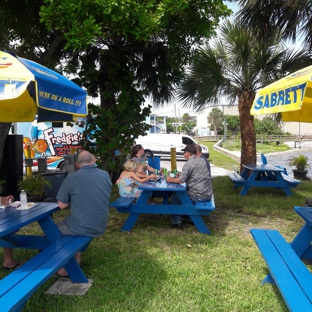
116, 160, 156, 199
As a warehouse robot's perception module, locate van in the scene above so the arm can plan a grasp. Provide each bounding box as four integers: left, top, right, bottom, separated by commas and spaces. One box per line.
135, 134, 209, 159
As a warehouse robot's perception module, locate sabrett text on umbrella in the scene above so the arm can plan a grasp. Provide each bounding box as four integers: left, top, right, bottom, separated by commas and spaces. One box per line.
253, 82, 306, 110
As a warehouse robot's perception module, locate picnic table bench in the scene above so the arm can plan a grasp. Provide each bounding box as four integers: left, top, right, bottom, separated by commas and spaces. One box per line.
227, 172, 246, 185
111, 179, 215, 234
251, 206, 312, 312
0, 235, 92, 312
0, 203, 92, 312
281, 173, 301, 185
228, 164, 301, 196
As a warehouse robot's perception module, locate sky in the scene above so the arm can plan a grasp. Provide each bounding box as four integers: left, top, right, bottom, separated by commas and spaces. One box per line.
150, 1, 240, 125
151, 1, 304, 128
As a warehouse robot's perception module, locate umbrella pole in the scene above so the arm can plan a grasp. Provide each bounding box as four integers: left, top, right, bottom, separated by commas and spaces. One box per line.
23, 148, 33, 177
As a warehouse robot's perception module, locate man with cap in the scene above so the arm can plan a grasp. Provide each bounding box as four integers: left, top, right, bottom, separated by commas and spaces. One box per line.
166, 144, 213, 229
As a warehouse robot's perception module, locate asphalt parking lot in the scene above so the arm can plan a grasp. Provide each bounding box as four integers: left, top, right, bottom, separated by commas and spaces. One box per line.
159, 140, 312, 178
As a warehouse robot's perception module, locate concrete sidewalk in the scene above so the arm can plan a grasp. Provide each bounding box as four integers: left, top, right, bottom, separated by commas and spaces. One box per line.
161, 159, 230, 178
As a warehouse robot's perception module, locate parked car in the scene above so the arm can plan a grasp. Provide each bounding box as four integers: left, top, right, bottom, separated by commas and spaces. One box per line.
135, 134, 209, 159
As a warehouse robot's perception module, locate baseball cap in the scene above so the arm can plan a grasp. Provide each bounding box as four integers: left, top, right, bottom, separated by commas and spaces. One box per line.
181, 144, 196, 154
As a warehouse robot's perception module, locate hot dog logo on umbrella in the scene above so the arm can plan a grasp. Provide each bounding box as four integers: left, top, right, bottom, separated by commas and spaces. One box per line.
23, 137, 48, 158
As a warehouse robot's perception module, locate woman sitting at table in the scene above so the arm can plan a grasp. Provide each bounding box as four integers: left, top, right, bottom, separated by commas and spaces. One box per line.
130, 144, 161, 203
130, 144, 157, 175
116, 160, 156, 199
1, 195, 21, 270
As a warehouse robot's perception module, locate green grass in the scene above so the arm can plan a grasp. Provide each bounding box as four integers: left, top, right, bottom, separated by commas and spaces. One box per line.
220, 140, 291, 154
197, 140, 292, 171
0, 147, 310, 311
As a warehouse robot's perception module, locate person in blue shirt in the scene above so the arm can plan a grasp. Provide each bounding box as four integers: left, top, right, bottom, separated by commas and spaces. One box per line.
195, 144, 211, 178
56, 151, 112, 276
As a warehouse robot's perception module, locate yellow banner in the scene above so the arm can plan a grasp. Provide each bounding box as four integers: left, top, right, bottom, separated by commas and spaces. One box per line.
250, 66, 312, 122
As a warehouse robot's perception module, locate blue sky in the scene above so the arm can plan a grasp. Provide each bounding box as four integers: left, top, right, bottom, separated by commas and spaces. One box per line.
225, 1, 239, 14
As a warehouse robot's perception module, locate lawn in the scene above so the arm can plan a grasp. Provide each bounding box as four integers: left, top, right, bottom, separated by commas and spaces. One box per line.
0, 145, 310, 311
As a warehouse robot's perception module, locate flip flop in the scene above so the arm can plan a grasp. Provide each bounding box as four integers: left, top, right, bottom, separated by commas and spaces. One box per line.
54, 272, 69, 278
2, 263, 21, 270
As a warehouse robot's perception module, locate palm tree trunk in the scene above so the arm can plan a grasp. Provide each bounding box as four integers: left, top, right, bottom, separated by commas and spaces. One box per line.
238, 91, 257, 172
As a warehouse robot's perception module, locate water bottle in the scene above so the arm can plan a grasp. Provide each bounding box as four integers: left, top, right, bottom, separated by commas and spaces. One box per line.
20, 190, 28, 209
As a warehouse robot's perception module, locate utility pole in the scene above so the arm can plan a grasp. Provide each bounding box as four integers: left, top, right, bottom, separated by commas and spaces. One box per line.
223, 105, 226, 141
174, 102, 177, 133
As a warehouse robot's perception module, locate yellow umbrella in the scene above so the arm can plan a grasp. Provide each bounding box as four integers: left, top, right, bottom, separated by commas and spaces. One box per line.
250, 66, 312, 122
0, 51, 87, 122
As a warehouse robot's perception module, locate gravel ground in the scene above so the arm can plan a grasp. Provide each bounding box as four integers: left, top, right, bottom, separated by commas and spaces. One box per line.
256, 141, 312, 178
154, 140, 312, 178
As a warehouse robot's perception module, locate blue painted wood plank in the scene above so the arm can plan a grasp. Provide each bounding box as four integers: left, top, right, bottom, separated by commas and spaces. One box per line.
116, 203, 213, 216
195, 196, 215, 211
266, 230, 312, 302
243, 164, 284, 172
0, 203, 59, 237
0, 235, 91, 311
139, 180, 186, 191
110, 197, 136, 208
0, 235, 50, 250
251, 229, 312, 312
281, 174, 301, 185
228, 173, 246, 183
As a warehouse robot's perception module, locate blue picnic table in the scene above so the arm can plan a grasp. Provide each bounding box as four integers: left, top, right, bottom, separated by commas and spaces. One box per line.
251, 206, 312, 312
228, 163, 301, 196
111, 178, 215, 234
0, 202, 91, 311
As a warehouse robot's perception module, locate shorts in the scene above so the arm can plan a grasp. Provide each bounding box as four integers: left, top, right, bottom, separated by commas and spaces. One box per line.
56, 219, 76, 235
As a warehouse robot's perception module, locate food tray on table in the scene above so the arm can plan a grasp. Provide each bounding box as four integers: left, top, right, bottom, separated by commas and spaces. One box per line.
16, 202, 38, 210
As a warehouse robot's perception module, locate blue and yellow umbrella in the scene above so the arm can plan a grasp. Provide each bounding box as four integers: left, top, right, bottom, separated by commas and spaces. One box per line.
0, 51, 88, 122
250, 66, 312, 122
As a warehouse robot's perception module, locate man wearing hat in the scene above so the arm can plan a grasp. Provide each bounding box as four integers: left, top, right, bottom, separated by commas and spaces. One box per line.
166, 144, 213, 229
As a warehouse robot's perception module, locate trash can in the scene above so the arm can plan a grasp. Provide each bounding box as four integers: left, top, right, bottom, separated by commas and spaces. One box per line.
40, 170, 68, 201
36, 157, 48, 173
63, 154, 78, 174
148, 156, 161, 170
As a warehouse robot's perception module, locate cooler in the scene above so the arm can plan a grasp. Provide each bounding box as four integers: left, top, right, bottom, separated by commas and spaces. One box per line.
40, 170, 67, 201
148, 156, 161, 170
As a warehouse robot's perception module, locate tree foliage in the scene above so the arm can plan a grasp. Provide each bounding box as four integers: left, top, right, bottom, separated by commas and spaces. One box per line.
254, 117, 285, 135
180, 113, 196, 135
177, 19, 312, 168
235, 0, 312, 51
0, 0, 231, 171
225, 115, 240, 132
208, 108, 224, 134
166, 117, 176, 133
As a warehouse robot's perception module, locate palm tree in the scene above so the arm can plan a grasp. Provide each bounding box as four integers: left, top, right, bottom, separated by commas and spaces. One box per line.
177, 20, 312, 169
235, 0, 312, 51
208, 108, 223, 135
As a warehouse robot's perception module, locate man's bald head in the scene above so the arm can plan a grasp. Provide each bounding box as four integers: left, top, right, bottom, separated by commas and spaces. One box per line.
77, 151, 94, 167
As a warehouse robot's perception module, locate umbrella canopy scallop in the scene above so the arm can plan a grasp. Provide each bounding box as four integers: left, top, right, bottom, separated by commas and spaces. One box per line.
0, 51, 87, 122
250, 66, 312, 122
